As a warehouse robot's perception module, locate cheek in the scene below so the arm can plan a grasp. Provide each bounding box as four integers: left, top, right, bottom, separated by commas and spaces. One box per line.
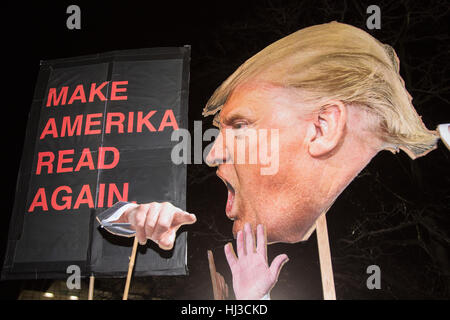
233, 125, 308, 224
236, 164, 301, 225
249, 136, 309, 224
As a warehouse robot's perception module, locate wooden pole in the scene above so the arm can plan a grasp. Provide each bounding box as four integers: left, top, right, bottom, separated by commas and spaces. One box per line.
88, 274, 95, 300
316, 214, 336, 300
207, 250, 220, 300
123, 237, 139, 300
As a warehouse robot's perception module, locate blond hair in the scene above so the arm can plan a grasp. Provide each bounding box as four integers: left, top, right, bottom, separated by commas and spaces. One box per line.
203, 21, 438, 159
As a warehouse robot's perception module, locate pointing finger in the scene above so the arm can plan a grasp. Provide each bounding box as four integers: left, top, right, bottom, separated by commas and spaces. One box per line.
172, 211, 197, 228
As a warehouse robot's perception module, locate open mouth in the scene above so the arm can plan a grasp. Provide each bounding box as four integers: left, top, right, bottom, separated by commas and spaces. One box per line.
225, 181, 235, 218
217, 172, 236, 220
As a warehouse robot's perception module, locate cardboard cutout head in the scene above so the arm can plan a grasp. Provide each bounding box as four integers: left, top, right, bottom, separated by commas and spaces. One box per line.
203, 22, 439, 244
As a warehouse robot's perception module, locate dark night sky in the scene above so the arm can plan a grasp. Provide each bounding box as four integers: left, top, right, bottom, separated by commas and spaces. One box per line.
0, 1, 449, 300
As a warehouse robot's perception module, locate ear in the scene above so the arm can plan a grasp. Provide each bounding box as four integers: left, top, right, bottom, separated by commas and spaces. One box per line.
307, 100, 347, 157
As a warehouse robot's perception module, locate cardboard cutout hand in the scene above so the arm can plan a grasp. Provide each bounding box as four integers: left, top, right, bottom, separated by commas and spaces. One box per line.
117, 202, 196, 250
224, 223, 289, 300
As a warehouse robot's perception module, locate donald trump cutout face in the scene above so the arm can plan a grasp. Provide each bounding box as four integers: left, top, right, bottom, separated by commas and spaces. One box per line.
203, 21, 439, 244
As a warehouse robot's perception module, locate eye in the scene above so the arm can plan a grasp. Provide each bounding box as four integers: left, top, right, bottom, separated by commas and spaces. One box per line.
232, 120, 248, 130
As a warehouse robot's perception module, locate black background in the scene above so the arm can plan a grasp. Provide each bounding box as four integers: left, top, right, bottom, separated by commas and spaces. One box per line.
0, 1, 449, 300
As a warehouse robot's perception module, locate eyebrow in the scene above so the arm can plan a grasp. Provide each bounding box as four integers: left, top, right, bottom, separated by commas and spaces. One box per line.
218, 108, 255, 129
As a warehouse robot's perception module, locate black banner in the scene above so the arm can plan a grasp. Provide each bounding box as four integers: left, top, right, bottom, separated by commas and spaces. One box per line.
2, 47, 190, 279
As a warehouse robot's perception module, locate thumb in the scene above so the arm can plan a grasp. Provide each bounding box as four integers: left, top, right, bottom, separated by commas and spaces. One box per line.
269, 254, 289, 281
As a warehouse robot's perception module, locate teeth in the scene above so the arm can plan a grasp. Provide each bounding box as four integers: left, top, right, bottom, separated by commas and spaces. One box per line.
226, 181, 235, 194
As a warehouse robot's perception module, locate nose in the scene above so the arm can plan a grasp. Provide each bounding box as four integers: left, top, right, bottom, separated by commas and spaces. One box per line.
205, 130, 230, 167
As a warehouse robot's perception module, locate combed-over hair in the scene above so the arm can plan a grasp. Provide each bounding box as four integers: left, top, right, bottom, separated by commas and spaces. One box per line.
203, 21, 438, 159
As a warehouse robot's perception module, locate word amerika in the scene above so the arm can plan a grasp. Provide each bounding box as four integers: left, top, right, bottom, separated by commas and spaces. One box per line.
28, 81, 177, 214
40, 110, 178, 139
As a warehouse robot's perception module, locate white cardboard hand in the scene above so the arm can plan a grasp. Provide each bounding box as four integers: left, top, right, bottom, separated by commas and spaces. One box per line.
224, 223, 289, 300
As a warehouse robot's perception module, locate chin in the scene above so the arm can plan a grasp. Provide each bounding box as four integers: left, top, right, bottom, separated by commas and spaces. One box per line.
231, 218, 258, 237
267, 227, 307, 244
267, 235, 297, 244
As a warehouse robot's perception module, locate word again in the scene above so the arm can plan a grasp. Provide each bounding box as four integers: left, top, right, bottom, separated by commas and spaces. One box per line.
28, 183, 130, 212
